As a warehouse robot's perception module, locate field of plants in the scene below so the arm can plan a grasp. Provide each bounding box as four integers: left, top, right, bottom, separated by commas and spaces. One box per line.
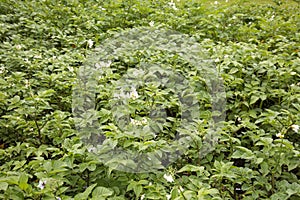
0, 0, 300, 199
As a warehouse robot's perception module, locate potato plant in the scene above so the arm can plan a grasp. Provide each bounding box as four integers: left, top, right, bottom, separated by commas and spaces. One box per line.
0, 0, 299, 199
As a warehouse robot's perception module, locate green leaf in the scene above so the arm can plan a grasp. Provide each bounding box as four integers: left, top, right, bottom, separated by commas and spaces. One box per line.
74, 184, 97, 200
260, 161, 269, 176
133, 184, 142, 198
0, 182, 8, 191
287, 159, 299, 171
260, 94, 267, 101
1, 176, 19, 185
87, 163, 97, 171
231, 146, 255, 159
177, 165, 205, 173
270, 192, 289, 200
10, 95, 20, 104
13, 160, 27, 171
229, 68, 239, 74
79, 163, 89, 172
92, 186, 114, 197
248, 109, 257, 118
250, 95, 260, 105
43, 161, 52, 172
18, 173, 28, 190
255, 157, 264, 164
126, 181, 142, 197
181, 191, 196, 199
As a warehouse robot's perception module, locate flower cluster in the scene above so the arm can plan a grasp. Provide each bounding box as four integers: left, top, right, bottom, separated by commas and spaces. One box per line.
114, 87, 139, 100
276, 125, 299, 139
130, 118, 147, 126
149, 21, 155, 27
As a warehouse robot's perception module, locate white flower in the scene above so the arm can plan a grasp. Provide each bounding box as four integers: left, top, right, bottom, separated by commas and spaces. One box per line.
214, 1, 219, 5
56, 197, 62, 200
16, 45, 22, 50
140, 194, 145, 200
88, 146, 97, 153
225, 0, 229, 2
141, 118, 147, 125
166, 194, 171, 200
168, 1, 178, 10
130, 87, 139, 99
149, 182, 152, 186
290, 71, 297, 75
149, 21, 155, 27
114, 87, 138, 100
25, 81, 30, 88
87, 39, 94, 48
68, 66, 74, 72
291, 124, 299, 133
95, 60, 112, 68
37, 180, 47, 190
276, 132, 284, 139
163, 174, 174, 183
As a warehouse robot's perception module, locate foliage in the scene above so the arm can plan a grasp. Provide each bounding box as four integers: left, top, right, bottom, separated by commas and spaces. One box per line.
0, 0, 299, 199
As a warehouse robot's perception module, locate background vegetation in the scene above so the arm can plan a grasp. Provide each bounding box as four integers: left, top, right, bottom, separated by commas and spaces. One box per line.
0, 0, 299, 199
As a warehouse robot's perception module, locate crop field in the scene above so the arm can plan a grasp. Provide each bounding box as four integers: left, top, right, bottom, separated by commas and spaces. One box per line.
0, 0, 300, 199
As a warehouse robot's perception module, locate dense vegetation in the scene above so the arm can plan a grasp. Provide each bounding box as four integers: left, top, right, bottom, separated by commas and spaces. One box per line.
0, 0, 300, 199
